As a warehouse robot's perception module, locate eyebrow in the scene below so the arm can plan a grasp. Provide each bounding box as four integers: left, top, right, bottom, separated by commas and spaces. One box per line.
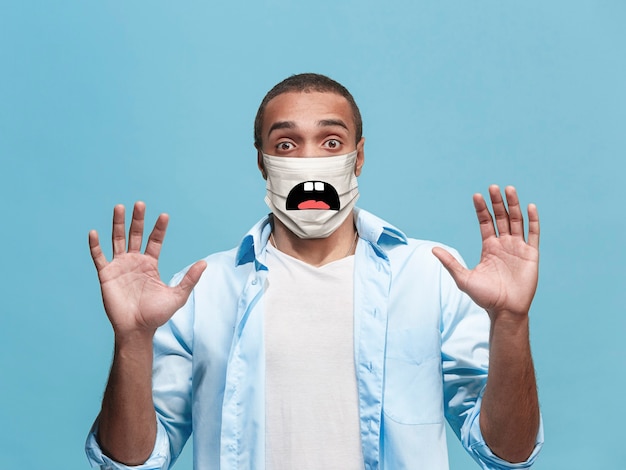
267, 119, 350, 138
267, 121, 296, 137
317, 119, 349, 131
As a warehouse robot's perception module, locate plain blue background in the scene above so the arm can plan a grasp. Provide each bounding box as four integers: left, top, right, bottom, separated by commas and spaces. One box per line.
1, 1, 624, 468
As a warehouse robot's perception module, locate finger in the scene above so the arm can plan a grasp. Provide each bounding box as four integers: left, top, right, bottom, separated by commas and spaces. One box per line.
144, 213, 170, 260
89, 230, 108, 272
112, 204, 126, 256
128, 201, 146, 253
527, 203, 540, 249
489, 184, 510, 236
432, 247, 469, 290
473, 193, 497, 241
173, 260, 207, 301
505, 186, 525, 239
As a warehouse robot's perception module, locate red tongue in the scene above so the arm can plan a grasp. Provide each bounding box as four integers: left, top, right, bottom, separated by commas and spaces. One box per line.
298, 200, 330, 210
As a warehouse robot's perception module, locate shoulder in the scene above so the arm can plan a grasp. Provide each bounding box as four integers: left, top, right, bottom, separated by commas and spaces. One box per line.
355, 207, 467, 268
390, 238, 464, 262
382, 239, 460, 282
169, 214, 271, 285
169, 246, 251, 290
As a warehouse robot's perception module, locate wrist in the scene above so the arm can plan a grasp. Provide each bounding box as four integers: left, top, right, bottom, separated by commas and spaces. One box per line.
113, 329, 155, 353
488, 311, 531, 345
487, 307, 530, 323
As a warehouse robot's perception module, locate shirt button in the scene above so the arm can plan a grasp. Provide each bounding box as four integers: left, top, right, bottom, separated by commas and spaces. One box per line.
251, 279, 258, 285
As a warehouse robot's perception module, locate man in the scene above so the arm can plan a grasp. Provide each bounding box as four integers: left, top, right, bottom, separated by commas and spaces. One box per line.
86, 73, 543, 469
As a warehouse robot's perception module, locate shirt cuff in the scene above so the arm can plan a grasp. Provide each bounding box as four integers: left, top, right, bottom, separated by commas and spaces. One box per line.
461, 388, 543, 470
463, 393, 544, 469
85, 418, 171, 469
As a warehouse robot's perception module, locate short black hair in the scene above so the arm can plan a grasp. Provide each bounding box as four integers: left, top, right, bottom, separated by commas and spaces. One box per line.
254, 73, 362, 149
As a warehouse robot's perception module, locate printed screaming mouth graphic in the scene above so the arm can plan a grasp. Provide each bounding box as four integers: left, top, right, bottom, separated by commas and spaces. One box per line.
286, 181, 340, 210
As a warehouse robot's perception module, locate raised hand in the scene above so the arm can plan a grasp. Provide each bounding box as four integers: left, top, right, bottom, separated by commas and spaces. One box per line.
89, 202, 207, 337
432, 185, 539, 319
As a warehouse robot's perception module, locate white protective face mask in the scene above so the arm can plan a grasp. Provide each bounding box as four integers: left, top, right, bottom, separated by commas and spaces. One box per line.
262, 151, 360, 239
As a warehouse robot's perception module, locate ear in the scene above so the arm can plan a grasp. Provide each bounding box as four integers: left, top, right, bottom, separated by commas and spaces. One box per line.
256, 147, 267, 180
354, 137, 365, 176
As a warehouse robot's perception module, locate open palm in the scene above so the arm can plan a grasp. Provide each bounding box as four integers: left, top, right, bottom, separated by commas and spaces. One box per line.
89, 202, 206, 336
433, 186, 540, 318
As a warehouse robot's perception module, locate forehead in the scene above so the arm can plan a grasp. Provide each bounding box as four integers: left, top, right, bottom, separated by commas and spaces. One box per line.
262, 91, 355, 135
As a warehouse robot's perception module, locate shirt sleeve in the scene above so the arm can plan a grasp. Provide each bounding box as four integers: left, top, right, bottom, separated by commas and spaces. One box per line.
462, 396, 544, 470
439, 247, 543, 469
84, 418, 171, 470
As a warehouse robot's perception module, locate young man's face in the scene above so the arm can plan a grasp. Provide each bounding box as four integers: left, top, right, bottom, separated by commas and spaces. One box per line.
257, 91, 364, 176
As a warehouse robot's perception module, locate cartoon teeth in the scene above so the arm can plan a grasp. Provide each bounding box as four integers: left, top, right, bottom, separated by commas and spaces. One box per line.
304, 182, 326, 192
286, 180, 340, 211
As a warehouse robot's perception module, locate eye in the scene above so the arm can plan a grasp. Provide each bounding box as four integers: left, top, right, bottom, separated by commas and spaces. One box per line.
324, 139, 341, 149
276, 141, 294, 151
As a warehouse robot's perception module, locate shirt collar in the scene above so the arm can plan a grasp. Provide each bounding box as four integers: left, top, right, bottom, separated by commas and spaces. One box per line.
235, 214, 273, 269
353, 207, 408, 247
235, 208, 408, 267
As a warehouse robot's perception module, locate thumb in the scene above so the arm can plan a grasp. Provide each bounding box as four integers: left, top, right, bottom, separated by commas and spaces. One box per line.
432, 247, 469, 290
174, 260, 208, 300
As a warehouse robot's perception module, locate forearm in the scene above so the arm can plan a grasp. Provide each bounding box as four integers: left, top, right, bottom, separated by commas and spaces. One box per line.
98, 331, 157, 465
480, 313, 540, 463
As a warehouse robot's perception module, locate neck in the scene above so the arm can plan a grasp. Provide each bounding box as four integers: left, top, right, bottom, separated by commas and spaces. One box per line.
271, 214, 358, 267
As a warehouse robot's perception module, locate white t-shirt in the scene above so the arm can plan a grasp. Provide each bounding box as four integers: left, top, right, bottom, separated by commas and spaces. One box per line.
264, 243, 364, 469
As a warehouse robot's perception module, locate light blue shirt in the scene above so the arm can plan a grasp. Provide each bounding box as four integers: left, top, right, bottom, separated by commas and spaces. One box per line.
86, 208, 543, 469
